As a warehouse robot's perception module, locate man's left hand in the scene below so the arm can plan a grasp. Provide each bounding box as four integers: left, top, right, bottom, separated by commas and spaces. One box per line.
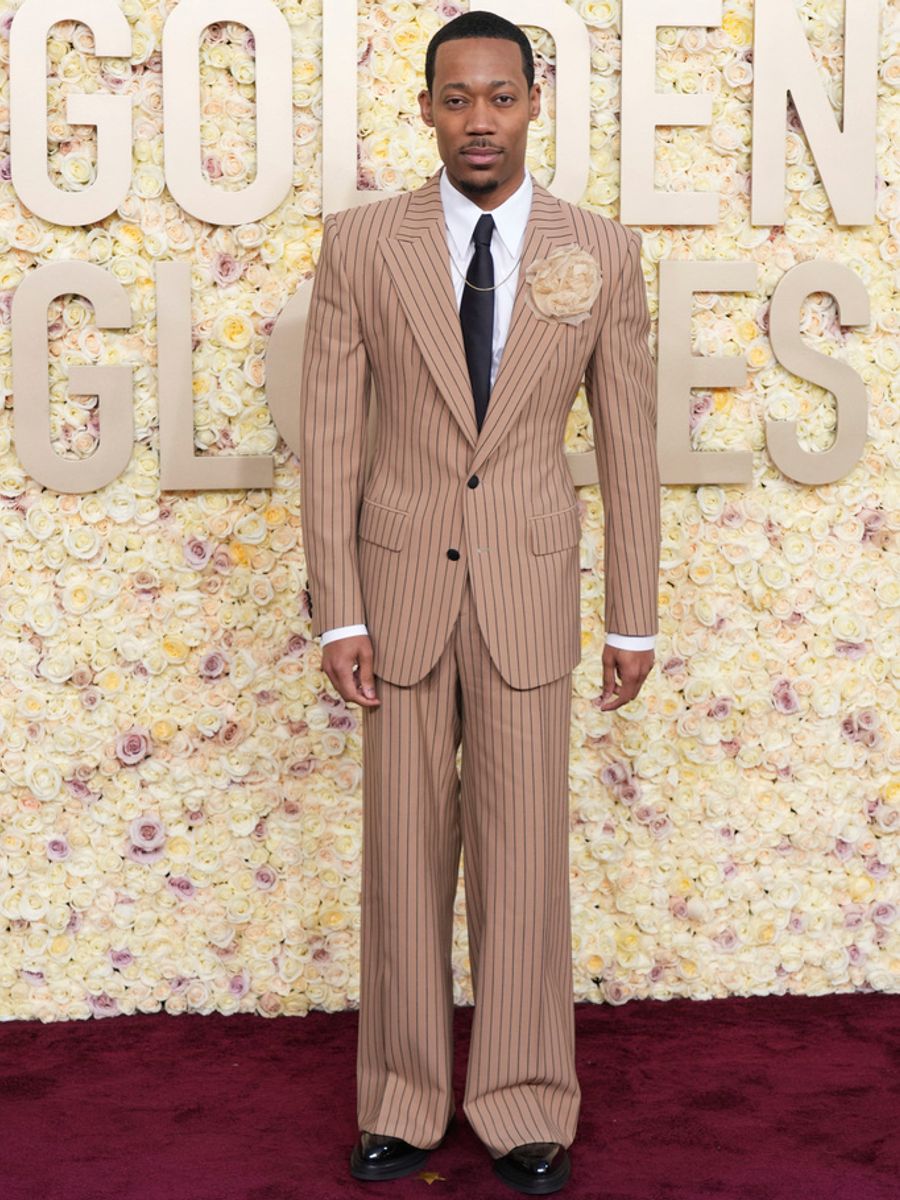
599, 645, 655, 711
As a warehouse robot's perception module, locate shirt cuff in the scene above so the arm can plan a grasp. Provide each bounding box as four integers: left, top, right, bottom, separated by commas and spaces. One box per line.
321, 626, 651, 650
605, 632, 656, 651
320, 623, 369, 645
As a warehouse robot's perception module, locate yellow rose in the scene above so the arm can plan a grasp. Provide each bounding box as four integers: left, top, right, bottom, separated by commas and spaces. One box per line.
212, 312, 253, 350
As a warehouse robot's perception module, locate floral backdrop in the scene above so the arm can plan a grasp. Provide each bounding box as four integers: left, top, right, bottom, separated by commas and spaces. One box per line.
0, 0, 897, 1022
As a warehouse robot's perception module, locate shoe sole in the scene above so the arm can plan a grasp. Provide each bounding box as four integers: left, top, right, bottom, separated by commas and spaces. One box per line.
491, 1148, 571, 1194
349, 1115, 455, 1182
349, 1143, 431, 1181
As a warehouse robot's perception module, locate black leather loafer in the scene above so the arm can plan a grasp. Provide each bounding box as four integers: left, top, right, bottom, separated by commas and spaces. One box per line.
349, 1112, 456, 1181
492, 1141, 571, 1194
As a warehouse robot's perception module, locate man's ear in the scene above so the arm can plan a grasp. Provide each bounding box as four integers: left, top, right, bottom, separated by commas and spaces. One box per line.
418, 88, 433, 128
529, 83, 541, 120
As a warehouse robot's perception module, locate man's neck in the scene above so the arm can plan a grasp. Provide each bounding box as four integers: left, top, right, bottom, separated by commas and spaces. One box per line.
442, 164, 527, 211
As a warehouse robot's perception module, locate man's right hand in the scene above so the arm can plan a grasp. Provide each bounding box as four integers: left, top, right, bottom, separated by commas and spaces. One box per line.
321, 635, 381, 707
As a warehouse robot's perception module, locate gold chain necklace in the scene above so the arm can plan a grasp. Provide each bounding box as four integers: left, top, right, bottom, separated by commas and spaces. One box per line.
448, 248, 523, 292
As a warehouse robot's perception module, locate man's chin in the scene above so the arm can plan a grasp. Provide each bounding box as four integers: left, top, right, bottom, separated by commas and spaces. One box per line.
454, 168, 501, 196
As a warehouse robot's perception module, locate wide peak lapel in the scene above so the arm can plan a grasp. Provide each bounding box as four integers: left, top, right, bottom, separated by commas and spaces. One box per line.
379, 170, 479, 448
468, 182, 578, 473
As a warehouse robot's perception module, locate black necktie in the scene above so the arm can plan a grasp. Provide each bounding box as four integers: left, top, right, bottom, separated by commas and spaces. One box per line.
460, 213, 495, 432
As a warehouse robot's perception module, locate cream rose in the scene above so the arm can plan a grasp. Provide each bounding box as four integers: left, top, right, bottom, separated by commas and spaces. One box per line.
524, 243, 603, 326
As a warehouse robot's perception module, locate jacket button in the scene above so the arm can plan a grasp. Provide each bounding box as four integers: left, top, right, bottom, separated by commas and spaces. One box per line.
467, 474, 479, 488
446, 548, 460, 560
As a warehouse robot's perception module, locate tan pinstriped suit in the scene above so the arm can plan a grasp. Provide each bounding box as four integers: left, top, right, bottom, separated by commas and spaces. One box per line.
300, 168, 660, 1157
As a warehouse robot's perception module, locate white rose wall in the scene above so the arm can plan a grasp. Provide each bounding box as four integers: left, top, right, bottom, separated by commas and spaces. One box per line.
0, 0, 897, 1023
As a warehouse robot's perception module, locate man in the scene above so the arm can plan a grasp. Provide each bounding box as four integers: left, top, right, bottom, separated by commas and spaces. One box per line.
300, 11, 660, 1194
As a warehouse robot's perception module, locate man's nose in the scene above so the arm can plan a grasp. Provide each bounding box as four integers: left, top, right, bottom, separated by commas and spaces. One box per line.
465, 99, 496, 131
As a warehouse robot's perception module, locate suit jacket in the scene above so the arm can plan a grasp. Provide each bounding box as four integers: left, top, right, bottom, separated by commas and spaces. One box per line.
299, 168, 660, 690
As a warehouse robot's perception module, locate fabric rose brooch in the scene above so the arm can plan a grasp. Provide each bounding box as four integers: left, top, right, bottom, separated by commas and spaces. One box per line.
524, 243, 603, 326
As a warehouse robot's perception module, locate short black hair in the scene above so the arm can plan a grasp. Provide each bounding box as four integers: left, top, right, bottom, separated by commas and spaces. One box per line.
425, 12, 535, 94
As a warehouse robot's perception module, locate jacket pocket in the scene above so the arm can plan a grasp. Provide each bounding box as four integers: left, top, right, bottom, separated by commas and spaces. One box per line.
358, 496, 409, 551
527, 504, 581, 555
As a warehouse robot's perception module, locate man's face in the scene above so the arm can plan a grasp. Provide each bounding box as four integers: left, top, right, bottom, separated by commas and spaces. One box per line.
419, 36, 540, 207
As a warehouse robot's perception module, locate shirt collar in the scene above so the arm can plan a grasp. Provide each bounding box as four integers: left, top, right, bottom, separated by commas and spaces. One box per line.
439, 164, 533, 261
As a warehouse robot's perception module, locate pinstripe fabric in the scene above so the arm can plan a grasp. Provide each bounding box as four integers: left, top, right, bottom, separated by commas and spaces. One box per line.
357, 567, 579, 1158
299, 168, 660, 691
299, 168, 660, 1160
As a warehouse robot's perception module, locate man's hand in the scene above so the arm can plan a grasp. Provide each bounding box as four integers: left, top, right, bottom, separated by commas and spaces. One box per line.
599, 644, 654, 711
321, 635, 381, 708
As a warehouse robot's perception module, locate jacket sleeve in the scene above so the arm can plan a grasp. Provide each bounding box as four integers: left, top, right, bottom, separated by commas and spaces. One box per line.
583, 228, 661, 638
299, 213, 372, 638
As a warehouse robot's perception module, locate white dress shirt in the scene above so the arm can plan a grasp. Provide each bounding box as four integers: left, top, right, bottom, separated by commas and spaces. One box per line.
319, 167, 655, 653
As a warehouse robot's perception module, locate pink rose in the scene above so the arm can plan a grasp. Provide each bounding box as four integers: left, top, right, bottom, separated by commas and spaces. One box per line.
835, 640, 868, 659
129, 815, 166, 851
184, 536, 213, 568
712, 927, 739, 951
116, 727, 151, 765
871, 902, 897, 926
255, 865, 278, 891
88, 993, 120, 1019
771, 677, 801, 714
230, 971, 250, 997
199, 650, 227, 679
211, 251, 243, 287
600, 762, 629, 787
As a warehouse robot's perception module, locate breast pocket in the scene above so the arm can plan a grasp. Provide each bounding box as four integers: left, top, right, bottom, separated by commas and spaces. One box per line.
527, 504, 581, 555
358, 497, 410, 551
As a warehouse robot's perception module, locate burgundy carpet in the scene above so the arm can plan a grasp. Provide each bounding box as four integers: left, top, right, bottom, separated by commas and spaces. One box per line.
1, 992, 897, 1200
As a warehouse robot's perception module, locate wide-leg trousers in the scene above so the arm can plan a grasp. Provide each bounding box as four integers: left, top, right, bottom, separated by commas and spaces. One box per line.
356, 563, 581, 1158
